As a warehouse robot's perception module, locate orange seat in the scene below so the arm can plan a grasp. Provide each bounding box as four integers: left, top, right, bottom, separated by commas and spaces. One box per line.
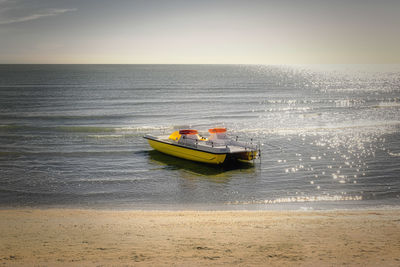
208, 128, 227, 134
179, 129, 198, 135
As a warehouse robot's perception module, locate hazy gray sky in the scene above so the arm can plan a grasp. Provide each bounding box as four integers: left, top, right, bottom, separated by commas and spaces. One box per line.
0, 0, 399, 64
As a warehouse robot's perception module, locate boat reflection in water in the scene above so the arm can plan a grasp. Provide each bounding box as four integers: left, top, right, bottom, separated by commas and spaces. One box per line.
147, 150, 256, 181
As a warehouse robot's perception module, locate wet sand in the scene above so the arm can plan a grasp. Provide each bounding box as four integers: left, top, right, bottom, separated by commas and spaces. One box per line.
1, 209, 400, 266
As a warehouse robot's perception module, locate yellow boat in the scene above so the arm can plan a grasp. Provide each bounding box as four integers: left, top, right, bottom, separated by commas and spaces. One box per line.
144, 128, 259, 165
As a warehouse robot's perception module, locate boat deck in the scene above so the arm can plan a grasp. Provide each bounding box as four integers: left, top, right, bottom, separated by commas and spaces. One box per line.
144, 134, 258, 155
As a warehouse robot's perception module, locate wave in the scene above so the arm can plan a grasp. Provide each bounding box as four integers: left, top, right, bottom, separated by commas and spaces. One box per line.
388, 151, 400, 157
376, 102, 400, 108
0, 151, 22, 156
0, 150, 137, 157
234, 121, 400, 135
0, 187, 129, 197
55, 126, 120, 133
201, 114, 258, 120
2, 120, 399, 136
0, 124, 174, 133
321, 87, 399, 93
225, 195, 363, 205
87, 134, 127, 138
0, 113, 171, 120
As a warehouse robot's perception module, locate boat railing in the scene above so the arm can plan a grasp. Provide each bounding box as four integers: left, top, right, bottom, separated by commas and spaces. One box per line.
178, 136, 206, 148
229, 139, 258, 150
177, 134, 260, 157
179, 136, 228, 149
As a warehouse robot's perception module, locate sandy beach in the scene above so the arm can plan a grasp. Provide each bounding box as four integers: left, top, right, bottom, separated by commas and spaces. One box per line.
0, 209, 399, 266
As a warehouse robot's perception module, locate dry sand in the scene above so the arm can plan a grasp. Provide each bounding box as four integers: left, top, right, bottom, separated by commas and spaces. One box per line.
1, 209, 400, 266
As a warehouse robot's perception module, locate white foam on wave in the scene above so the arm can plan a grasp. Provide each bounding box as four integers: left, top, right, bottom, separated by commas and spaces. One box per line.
226, 195, 363, 205
388, 151, 400, 157
115, 125, 174, 132
377, 102, 400, 108
87, 134, 125, 138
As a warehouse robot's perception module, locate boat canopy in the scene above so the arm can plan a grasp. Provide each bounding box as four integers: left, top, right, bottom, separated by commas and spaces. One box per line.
208, 127, 228, 141
208, 128, 227, 133
179, 129, 198, 135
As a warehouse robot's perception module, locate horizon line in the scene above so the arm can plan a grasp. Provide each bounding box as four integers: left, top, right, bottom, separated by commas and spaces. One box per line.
1, 63, 399, 65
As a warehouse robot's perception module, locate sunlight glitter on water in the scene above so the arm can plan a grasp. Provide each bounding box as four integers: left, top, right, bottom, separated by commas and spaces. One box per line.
226, 195, 363, 205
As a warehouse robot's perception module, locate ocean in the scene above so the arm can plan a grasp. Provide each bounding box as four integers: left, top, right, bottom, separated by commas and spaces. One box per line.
0, 64, 399, 210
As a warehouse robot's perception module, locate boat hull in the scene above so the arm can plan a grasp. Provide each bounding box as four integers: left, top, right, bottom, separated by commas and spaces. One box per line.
147, 139, 227, 164
229, 151, 258, 162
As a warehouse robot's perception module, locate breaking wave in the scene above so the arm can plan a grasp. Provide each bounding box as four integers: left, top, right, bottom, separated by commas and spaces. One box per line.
226, 195, 363, 205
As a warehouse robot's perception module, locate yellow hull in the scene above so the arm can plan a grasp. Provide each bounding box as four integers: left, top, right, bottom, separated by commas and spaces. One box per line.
147, 139, 227, 164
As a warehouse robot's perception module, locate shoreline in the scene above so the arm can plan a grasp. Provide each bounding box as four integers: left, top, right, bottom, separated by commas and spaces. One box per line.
1, 201, 399, 211
1, 208, 400, 266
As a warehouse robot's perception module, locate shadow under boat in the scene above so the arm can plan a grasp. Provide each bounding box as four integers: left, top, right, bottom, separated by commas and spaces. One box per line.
147, 150, 256, 177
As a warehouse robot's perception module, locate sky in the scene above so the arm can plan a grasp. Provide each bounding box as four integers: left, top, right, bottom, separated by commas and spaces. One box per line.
0, 0, 399, 64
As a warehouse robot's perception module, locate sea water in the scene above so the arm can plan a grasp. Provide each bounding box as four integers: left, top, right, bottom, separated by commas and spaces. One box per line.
0, 64, 399, 210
